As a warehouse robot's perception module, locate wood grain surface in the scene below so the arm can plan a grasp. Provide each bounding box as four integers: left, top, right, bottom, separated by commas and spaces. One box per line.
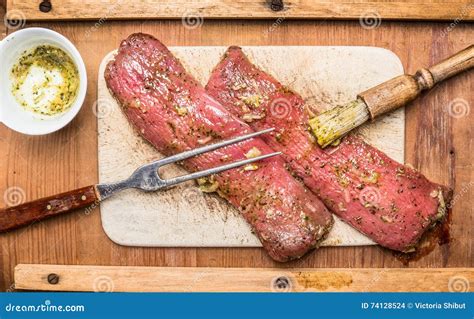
6, 0, 474, 21
14, 264, 474, 292
0, 3, 473, 291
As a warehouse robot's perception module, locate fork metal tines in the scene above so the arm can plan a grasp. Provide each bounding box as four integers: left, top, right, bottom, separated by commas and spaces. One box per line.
97, 128, 279, 200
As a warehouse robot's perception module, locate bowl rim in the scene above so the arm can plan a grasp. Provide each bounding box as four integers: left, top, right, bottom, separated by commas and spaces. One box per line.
0, 27, 88, 135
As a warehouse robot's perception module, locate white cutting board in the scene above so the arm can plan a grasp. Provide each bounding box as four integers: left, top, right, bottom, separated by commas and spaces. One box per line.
97, 46, 404, 248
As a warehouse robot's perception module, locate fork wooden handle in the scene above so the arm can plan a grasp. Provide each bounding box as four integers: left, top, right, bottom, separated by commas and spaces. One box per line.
0, 185, 99, 233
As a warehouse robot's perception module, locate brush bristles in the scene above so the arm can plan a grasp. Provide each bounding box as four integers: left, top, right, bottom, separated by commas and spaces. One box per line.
309, 99, 370, 148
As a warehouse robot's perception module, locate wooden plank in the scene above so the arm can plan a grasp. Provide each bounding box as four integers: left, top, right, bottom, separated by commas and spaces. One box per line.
6, 0, 474, 21
0, 20, 472, 293
14, 264, 474, 292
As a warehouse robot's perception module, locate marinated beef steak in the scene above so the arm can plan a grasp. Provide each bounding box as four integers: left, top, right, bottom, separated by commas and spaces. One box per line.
206, 46, 451, 252
104, 34, 333, 262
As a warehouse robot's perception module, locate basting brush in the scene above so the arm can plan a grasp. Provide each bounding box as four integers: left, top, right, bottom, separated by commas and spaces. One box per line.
310, 45, 474, 148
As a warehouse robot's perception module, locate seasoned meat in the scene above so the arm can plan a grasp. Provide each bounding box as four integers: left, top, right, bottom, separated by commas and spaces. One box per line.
104, 34, 333, 262
206, 46, 452, 252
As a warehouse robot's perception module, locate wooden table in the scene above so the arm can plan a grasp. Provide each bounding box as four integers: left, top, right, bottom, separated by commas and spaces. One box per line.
0, 1, 473, 291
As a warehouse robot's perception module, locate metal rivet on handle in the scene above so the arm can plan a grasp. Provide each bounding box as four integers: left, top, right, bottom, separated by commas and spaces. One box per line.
270, 0, 284, 12
39, 0, 52, 13
47, 273, 59, 285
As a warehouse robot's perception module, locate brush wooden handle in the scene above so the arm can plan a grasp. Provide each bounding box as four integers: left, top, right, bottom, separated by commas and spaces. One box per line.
0, 185, 99, 233
358, 44, 474, 119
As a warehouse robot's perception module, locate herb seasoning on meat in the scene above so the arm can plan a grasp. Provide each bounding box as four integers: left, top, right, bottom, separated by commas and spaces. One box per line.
206, 46, 452, 253
104, 33, 334, 262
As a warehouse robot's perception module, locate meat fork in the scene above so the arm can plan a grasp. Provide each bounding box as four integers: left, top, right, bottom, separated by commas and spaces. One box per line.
0, 128, 280, 233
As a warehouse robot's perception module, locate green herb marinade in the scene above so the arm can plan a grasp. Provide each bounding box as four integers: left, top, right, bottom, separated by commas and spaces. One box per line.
10, 45, 79, 115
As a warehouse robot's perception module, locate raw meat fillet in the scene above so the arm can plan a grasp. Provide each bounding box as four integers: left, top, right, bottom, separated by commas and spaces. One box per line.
105, 34, 334, 261
206, 46, 451, 252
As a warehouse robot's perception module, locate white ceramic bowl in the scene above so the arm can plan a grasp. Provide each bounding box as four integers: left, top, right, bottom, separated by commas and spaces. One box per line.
0, 28, 87, 135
